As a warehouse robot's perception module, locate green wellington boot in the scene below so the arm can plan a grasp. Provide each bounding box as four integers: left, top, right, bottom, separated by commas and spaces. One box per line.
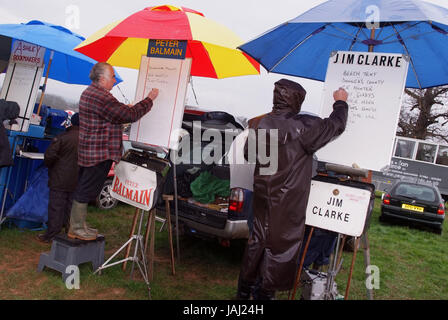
84, 222, 98, 234
68, 201, 97, 241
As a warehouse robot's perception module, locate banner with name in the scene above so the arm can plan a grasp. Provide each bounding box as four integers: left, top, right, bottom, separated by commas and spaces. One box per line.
305, 180, 371, 237
110, 161, 158, 211
0, 40, 45, 132
317, 51, 409, 171
11, 40, 46, 67
147, 40, 187, 59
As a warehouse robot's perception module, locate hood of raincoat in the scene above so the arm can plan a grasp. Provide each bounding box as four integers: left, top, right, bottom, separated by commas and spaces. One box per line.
272, 78, 306, 114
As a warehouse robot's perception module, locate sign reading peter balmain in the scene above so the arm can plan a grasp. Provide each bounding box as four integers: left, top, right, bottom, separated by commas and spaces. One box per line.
110, 161, 158, 211
305, 180, 371, 237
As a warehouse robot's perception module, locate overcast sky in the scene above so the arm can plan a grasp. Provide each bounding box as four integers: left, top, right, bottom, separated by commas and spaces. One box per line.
1, 0, 447, 120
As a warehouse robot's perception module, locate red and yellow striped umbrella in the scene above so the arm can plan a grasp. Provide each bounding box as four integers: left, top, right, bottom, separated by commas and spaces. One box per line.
75, 5, 260, 79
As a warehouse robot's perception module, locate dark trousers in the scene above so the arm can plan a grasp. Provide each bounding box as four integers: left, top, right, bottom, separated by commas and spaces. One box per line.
43, 189, 73, 240
73, 160, 113, 203
299, 226, 338, 269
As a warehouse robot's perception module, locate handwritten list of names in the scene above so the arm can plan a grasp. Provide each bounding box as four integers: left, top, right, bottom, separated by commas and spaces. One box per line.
316, 51, 409, 171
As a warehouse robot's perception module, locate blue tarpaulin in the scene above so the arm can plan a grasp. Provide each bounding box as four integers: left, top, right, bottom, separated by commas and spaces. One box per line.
6, 165, 49, 227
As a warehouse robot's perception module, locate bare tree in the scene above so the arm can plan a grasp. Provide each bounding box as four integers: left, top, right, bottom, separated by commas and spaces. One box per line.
36, 92, 79, 112
398, 86, 448, 143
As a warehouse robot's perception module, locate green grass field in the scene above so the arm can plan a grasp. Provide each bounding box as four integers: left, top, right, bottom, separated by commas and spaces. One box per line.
0, 197, 446, 300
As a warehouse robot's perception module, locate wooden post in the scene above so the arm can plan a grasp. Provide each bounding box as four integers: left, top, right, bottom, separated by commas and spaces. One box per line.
36, 50, 54, 116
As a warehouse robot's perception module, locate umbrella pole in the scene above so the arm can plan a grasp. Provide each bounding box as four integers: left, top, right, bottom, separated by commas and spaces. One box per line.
37, 50, 54, 116
172, 152, 180, 262
368, 28, 375, 53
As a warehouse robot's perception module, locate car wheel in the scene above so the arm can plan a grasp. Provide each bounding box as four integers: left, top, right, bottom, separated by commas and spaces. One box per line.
379, 214, 388, 223
433, 226, 443, 235
96, 179, 118, 210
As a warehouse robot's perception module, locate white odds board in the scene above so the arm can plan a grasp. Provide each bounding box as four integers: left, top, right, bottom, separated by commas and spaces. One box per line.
130, 56, 192, 149
316, 51, 409, 171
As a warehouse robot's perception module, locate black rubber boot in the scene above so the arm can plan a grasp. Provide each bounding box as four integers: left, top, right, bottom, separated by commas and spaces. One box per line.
236, 278, 253, 300
253, 288, 276, 300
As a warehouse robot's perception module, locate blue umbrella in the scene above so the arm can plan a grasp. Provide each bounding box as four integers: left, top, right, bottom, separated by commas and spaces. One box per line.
0, 20, 122, 85
239, 0, 448, 89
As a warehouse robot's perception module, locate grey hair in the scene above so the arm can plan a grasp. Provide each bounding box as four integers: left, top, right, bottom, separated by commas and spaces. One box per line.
89, 62, 111, 82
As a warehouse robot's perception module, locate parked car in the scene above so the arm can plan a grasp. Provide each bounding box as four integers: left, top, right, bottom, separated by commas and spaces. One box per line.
96, 109, 252, 243
380, 181, 445, 234
159, 109, 251, 242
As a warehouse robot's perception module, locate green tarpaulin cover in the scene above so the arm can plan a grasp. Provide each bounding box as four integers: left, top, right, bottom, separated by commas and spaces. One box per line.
190, 171, 230, 204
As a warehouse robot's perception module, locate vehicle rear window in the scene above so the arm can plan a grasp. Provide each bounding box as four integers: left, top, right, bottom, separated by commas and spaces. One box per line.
393, 184, 436, 202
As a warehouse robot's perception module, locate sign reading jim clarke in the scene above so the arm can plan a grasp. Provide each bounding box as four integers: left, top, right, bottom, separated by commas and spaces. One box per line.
305, 180, 371, 237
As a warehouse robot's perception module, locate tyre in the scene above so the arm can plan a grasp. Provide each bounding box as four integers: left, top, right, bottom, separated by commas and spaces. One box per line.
433, 226, 443, 235
96, 179, 118, 210
379, 214, 388, 223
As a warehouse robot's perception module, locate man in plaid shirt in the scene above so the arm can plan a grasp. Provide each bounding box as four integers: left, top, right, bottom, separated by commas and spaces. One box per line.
68, 62, 159, 241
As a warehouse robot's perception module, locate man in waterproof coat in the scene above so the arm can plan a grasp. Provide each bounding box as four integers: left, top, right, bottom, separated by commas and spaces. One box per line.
237, 79, 349, 300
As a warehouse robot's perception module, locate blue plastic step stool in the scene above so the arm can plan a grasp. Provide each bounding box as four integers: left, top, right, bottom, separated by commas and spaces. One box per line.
37, 234, 105, 282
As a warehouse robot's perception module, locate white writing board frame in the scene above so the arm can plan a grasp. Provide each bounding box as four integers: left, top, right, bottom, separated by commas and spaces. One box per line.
0, 41, 45, 132
305, 180, 371, 237
316, 51, 409, 171
130, 56, 192, 149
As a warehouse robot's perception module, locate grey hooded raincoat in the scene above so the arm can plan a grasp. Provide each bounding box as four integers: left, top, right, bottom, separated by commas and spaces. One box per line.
239, 79, 348, 291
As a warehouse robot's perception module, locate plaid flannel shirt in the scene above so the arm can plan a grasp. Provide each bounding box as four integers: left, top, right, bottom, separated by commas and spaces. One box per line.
78, 83, 153, 167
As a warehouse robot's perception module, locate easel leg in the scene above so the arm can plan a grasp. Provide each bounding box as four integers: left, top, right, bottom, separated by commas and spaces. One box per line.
345, 236, 361, 300
148, 209, 156, 281
144, 208, 153, 253
290, 227, 314, 300
165, 197, 176, 275
122, 208, 139, 271
362, 232, 374, 300
336, 235, 346, 268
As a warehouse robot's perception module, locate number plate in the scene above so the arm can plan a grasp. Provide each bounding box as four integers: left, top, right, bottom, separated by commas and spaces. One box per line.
402, 203, 424, 212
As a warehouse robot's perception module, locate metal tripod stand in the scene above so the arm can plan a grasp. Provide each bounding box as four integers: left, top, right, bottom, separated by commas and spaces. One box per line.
94, 208, 151, 298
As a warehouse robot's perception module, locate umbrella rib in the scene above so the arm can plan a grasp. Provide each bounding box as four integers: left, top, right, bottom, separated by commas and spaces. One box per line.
380, 21, 424, 42
374, 24, 385, 40
380, 30, 444, 45
348, 26, 363, 51
329, 24, 362, 39
269, 23, 330, 72
357, 23, 374, 41
390, 24, 422, 89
